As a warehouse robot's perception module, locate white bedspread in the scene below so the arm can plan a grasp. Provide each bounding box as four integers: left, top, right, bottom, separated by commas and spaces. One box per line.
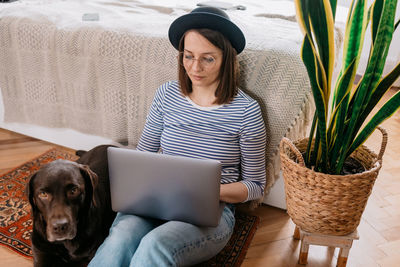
0, 0, 319, 194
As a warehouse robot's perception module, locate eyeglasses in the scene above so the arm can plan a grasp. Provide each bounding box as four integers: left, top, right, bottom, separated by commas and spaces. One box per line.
178, 52, 218, 69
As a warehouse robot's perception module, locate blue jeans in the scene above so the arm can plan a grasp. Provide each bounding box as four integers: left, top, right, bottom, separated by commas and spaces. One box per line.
88, 205, 235, 267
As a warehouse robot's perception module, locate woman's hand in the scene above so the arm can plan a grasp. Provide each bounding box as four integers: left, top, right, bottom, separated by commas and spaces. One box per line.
220, 182, 248, 203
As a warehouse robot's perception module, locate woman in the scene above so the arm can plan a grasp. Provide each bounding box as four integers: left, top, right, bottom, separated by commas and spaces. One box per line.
89, 7, 266, 266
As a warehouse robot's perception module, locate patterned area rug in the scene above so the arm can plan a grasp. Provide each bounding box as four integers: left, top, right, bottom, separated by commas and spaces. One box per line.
0, 148, 259, 266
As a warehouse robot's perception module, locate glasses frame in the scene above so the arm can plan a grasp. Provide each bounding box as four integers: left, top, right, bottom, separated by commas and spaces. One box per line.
178, 51, 220, 70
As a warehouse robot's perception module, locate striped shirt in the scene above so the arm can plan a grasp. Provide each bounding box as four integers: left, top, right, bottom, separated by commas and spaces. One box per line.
137, 81, 266, 201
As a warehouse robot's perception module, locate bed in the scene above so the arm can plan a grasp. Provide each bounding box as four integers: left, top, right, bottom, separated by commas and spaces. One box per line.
0, 0, 326, 208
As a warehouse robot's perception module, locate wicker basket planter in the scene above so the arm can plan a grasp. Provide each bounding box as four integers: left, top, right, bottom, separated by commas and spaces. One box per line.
279, 127, 387, 236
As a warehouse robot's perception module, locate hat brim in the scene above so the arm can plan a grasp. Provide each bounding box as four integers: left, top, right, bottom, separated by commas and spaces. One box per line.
168, 12, 245, 54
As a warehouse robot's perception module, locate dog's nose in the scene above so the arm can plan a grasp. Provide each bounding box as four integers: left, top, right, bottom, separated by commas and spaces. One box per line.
52, 218, 69, 234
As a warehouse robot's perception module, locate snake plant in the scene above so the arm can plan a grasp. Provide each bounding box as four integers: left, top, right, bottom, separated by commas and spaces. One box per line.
294, 0, 400, 174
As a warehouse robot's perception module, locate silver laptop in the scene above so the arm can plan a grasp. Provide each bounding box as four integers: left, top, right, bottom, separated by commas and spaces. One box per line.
107, 147, 225, 227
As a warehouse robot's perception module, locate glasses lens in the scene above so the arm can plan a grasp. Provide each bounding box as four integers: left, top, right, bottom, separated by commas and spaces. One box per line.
179, 52, 216, 69
200, 56, 216, 68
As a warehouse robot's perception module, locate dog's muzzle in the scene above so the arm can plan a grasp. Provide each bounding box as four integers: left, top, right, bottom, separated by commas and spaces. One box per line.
47, 217, 76, 242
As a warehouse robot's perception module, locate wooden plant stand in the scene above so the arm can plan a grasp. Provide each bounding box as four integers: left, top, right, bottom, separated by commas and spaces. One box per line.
293, 226, 359, 267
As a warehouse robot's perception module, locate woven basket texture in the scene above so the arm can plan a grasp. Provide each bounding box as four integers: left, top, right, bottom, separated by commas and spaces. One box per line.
280, 137, 384, 236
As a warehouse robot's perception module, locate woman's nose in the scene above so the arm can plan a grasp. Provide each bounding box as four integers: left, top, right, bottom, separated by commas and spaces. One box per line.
191, 59, 203, 71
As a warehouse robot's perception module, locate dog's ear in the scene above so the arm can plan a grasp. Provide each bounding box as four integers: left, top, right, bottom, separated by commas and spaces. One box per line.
78, 164, 99, 207
26, 172, 38, 210
75, 150, 87, 157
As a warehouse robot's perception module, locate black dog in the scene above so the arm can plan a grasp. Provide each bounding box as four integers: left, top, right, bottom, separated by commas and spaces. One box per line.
27, 145, 117, 267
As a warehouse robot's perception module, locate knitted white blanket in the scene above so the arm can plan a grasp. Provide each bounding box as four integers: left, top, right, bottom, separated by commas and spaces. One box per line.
0, 0, 322, 192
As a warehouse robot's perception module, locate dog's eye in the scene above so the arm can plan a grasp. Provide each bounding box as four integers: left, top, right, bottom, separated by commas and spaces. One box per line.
68, 187, 80, 197
38, 191, 49, 199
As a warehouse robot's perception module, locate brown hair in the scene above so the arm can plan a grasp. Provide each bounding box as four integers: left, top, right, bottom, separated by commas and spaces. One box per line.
177, 28, 239, 105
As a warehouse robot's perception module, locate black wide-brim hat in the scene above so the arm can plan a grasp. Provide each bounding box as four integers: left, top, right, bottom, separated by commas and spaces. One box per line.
168, 6, 246, 54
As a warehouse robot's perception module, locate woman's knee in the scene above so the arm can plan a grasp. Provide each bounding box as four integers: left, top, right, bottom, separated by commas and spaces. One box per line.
89, 215, 158, 267
132, 220, 233, 266
131, 232, 177, 266
112, 213, 155, 234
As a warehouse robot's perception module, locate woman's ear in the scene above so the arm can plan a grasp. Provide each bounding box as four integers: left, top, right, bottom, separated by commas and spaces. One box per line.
78, 164, 99, 207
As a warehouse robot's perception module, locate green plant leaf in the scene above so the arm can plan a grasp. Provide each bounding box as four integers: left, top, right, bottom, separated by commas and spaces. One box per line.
341, 0, 368, 73
336, 0, 396, 173
301, 35, 328, 169
293, 0, 399, 175
305, 113, 318, 166
328, 58, 357, 167
311, 125, 322, 170
345, 0, 356, 27
371, 0, 384, 45
354, 61, 400, 133
356, 0, 396, 130
328, 59, 357, 139
348, 90, 400, 156
332, 0, 367, 110
307, 0, 335, 91
294, 0, 312, 37
329, 0, 337, 19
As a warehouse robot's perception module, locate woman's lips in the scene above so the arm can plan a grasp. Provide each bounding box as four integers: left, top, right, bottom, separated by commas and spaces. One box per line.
190, 74, 204, 81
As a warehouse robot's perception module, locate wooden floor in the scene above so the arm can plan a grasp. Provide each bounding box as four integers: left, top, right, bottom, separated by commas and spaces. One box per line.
0, 88, 399, 266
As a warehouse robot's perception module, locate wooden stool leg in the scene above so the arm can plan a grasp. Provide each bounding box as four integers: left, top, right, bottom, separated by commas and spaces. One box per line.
293, 226, 301, 239
298, 240, 309, 265
337, 247, 350, 267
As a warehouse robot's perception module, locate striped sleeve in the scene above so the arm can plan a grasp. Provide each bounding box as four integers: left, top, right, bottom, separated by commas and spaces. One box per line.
239, 100, 267, 201
136, 83, 167, 152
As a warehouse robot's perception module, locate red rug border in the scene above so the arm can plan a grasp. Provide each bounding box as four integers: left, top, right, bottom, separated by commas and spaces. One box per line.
234, 215, 260, 266
0, 236, 33, 260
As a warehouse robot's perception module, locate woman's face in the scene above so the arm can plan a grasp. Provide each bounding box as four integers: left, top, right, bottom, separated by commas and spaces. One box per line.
182, 30, 223, 90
